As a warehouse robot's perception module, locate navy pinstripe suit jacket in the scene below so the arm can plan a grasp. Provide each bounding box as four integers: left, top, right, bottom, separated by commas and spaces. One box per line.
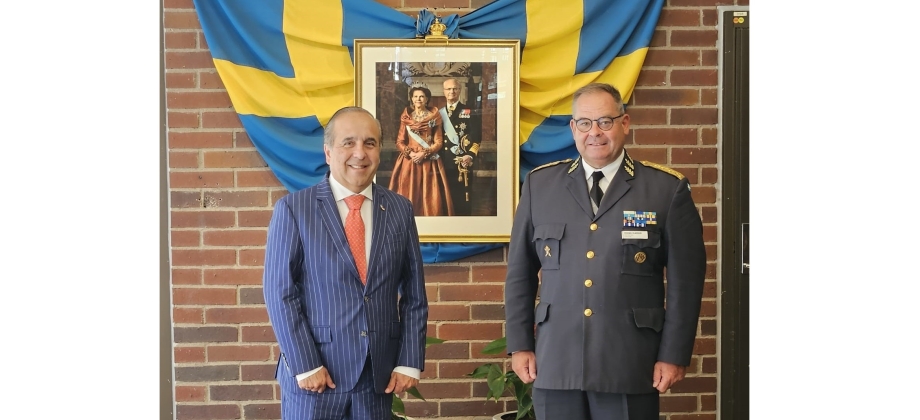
264, 178, 428, 394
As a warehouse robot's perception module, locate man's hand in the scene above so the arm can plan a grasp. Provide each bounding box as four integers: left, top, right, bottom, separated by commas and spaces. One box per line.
652, 361, 686, 393
298, 367, 336, 393
385, 371, 419, 394
511, 351, 537, 384
460, 155, 473, 168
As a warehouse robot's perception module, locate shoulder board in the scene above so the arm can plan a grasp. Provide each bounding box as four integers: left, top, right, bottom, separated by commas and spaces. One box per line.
530, 159, 573, 174
639, 161, 685, 180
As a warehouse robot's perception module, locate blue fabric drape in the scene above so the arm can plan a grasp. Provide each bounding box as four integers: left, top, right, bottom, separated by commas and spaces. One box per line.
190, 0, 664, 263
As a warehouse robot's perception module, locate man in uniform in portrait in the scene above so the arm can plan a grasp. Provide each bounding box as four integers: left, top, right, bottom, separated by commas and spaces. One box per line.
438, 77, 481, 216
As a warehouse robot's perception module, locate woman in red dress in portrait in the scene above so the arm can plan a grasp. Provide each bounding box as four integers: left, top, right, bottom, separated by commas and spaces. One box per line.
388, 86, 455, 216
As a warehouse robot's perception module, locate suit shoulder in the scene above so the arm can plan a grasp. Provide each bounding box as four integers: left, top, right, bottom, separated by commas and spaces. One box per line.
638, 160, 685, 181
273, 185, 317, 210
530, 159, 574, 175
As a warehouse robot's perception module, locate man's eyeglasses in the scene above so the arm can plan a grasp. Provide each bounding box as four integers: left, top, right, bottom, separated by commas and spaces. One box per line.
573, 114, 625, 132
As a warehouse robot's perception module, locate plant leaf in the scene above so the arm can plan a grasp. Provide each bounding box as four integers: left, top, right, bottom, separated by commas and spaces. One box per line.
486, 364, 506, 400
425, 336, 446, 347
391, 394, 405, 414
468, 364, 494, 379
405, 386, 425, 401
481, 336, 507, 355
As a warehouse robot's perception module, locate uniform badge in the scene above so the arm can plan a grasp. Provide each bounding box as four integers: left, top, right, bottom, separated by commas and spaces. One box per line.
544, 246, 551, 257
460, 109, 471, 118
634, 251, 647, 263
459, 122, 467, 130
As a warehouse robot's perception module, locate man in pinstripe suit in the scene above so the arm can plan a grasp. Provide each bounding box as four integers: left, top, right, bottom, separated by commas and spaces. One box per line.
264, 107, 429, 420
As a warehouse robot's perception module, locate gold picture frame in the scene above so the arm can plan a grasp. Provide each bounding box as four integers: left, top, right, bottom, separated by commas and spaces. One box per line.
354, 39, 520, 242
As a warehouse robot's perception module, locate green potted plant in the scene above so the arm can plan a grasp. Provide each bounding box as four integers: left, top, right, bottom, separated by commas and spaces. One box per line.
468, 337, 536, 420
391, 336, 446, 420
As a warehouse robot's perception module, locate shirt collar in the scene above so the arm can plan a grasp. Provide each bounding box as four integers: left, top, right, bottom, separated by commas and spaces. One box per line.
328, 175, 373, 203
582, 151, 625, 182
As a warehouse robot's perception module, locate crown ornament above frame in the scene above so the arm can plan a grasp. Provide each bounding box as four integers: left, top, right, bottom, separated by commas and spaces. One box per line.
426, 15, 448, 40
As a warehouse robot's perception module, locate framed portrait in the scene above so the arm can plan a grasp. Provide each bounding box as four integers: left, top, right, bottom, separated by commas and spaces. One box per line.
354, 39, 520, 243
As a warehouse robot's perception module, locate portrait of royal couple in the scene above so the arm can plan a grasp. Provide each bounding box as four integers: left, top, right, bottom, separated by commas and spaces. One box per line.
383, 70, 484, 217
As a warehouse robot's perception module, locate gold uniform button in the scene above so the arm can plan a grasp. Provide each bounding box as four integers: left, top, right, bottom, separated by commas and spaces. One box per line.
634, 251, 647, 264
587, 251, 595, 259
590, 223, 598, 231
584, 279, 593, 287
584, 309, 593, 317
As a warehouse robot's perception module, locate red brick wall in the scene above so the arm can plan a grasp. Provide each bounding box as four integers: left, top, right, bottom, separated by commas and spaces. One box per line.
164, 0, 745, 418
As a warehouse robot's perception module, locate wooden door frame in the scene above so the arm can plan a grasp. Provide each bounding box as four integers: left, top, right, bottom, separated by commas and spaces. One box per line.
717, 5, 750, 420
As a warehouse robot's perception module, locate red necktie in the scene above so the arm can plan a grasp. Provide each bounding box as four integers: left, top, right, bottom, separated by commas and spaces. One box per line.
344, 194, 367, 284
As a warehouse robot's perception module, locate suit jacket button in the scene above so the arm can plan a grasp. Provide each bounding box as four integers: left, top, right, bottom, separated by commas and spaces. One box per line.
584, 309, 593, 317
587, 251, 595, 259
590, 223, 598, 231
364, 296, 370, 302
360, 331, 367, 337
584, 279, 593, 287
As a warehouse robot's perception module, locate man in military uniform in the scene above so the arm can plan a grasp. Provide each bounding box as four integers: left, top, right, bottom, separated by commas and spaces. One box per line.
504, 83, 706, 419
438, 78, 481, 216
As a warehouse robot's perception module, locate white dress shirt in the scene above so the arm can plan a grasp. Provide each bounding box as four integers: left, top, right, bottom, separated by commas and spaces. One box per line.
581, 152, 625, 214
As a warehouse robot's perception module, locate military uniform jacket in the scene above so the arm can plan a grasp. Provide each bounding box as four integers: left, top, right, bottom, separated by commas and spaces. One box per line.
440, 101, 481, 159
504, 151, 706, 394
439, 102, 481, 215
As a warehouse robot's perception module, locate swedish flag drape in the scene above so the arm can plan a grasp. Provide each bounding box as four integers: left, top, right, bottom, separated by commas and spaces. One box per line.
191, 0, 663, 263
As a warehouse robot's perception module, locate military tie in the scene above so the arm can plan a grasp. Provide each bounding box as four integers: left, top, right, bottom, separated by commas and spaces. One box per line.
590, 171, 604, 208
448, 103, 455, 115
344, 194, 367, 284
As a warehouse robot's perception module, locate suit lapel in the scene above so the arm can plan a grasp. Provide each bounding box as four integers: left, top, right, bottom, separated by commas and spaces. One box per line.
366, 185, 389, 286
316, 179, 361, 282
565, 158, 595, 218
594, 150, 635, 219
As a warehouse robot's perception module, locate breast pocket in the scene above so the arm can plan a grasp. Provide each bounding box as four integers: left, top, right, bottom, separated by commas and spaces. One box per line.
621, 230, 660, 277
533, 224, 565, 270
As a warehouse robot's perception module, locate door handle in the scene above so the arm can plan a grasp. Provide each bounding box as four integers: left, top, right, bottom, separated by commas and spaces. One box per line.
741, 222, 749, 274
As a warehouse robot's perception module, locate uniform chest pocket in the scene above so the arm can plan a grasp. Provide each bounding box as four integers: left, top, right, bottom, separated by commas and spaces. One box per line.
533, 224, 565, 270
621, 230, 660, 277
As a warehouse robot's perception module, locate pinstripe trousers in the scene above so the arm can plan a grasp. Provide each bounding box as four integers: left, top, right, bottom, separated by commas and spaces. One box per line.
278, 355, 392, 420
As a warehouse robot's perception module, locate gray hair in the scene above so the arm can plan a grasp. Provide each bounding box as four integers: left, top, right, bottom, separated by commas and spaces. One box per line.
572, 83, 625, 115
323, 106, 381, 147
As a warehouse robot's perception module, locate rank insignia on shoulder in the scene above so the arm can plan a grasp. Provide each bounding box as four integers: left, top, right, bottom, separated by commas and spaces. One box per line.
531, 158, 573, 174
639, 160, 685, 180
